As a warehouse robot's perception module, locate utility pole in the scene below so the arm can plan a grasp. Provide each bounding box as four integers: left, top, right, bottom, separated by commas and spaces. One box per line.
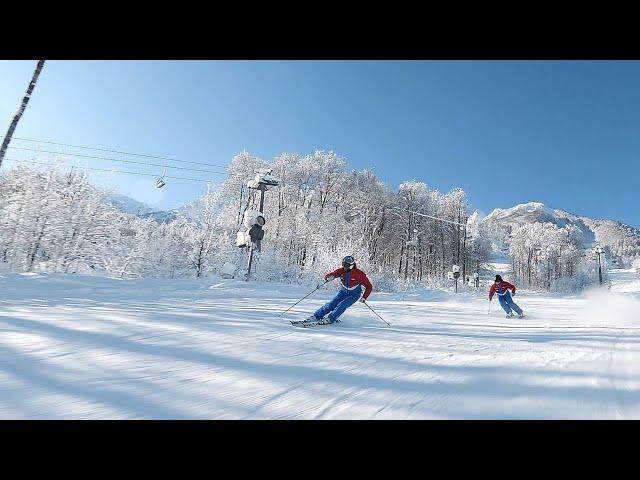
245, 184, 267, 278
241, 169, 278, 281
475, 258, 480, 289
452, 264, 460, 293
258, 183, 266, 212
0, 60, 46, 168
593, 245, 604, 286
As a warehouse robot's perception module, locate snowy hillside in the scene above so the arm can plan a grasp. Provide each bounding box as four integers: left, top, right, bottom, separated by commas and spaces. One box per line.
482, 202, 640, 264
483, 202, 595, 244
105, 193, 177, 223
2, 269, 639, 419
483, 202, 557, 225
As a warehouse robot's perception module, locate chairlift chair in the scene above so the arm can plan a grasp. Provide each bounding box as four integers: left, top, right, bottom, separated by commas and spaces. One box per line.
156, 167, 167, 188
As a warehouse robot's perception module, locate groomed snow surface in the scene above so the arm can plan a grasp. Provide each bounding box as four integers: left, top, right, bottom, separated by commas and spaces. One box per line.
1, 269, 639, 419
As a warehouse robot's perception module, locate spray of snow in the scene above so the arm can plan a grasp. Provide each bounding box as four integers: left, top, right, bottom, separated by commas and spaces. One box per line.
580, 288, 640, 327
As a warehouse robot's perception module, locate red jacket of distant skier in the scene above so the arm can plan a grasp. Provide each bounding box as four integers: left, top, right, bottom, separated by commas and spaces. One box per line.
325, 267, 373, 300
489, 281, 516, 300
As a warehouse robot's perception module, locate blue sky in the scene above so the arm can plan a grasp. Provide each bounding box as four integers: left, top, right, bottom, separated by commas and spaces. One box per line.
1, 60, 639, 226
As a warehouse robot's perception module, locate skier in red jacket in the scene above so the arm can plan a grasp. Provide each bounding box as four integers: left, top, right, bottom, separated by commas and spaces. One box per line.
489, 274, 524, 318
308, 256, 373, 324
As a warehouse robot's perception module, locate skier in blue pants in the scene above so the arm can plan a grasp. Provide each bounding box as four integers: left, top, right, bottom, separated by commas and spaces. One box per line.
489, 275, 524, 318
308, 256, 373, 324
313, 286, 362, 324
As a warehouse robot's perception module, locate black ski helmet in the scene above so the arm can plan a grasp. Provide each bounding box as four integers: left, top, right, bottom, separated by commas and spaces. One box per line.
342, 255, 356, 270
495, 274, 503, 282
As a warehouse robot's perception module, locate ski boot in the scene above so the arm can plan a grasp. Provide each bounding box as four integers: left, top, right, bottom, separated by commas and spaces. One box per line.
505, 312, 514, 318
316, 317, 332, 325
518, 313, 525, 319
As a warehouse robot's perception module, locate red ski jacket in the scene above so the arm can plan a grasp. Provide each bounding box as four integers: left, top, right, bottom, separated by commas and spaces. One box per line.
489, 281, 516, 300
325, 266, 373, 300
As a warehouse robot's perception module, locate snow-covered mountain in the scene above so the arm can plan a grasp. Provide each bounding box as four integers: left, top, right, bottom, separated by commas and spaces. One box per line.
467, 209, 485, 226
484, 202, 555, 225
105, 193, 178, 224
481, 201, 640, 262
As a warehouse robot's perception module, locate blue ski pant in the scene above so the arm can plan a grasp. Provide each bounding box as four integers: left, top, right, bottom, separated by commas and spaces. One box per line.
314, 286, 363, 323
497, 291, 523, 315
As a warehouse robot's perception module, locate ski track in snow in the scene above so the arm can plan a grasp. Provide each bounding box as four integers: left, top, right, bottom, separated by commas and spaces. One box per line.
1, 269, 639, 419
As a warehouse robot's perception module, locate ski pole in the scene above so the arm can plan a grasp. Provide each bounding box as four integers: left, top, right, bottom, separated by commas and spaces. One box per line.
279, 279, 332, 317
487, 298, 492, 315
361, 300, 391, 326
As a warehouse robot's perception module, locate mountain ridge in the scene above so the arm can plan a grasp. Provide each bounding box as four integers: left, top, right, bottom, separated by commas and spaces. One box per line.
480, 201, 640, 263
105, 193, 179, 224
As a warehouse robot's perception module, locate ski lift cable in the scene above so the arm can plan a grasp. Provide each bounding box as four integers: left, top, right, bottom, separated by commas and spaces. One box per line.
390, 206, 468, 227
10, 136, 230, 169
2, 157, 249, 188
7, 146, 229, 175
2, 157, 219, 183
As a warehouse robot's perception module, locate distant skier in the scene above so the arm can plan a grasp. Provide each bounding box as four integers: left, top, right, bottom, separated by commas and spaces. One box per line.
307, 256, 373, 325
489, 274, 524, 318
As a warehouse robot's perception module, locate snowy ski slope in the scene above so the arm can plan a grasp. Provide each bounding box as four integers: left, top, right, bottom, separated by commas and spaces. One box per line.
1, 269, 639, 419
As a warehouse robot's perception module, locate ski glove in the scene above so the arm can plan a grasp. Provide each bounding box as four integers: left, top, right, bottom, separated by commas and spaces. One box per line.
359, 297, 366, 303
511, 291, 516, 296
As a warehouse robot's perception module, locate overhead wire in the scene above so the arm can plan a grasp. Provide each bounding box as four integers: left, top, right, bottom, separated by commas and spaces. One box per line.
2, 157, 248, 188
2, 157, 212, 183
10, 136, 230, 169
390, 206, 468, 228
6, 146, 229, 175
